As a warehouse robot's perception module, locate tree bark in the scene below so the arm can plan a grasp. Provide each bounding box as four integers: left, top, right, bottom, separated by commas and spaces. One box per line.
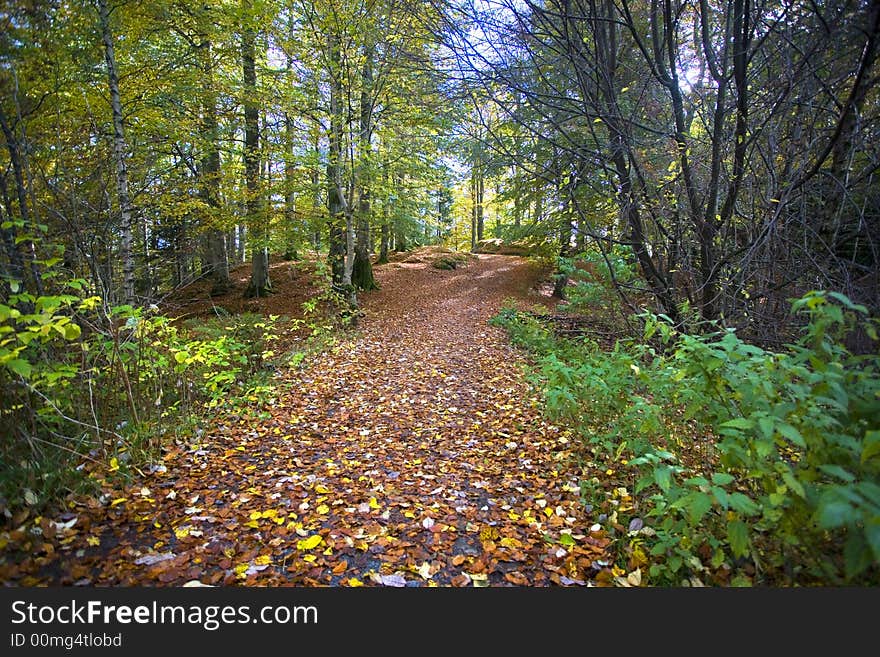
199, 38, 230, 296
352, 44, 377, 291
0, 107, 42, 297
326, 32, 356, 306
242, 5, 271, 298
98, 0, 135, 304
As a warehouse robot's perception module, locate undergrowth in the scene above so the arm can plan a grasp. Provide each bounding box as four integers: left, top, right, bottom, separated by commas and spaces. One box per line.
0, 271, 351, 519
492, 291, 880, 585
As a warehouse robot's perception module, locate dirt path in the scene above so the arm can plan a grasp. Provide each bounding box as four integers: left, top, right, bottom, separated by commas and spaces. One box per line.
4, 255, 610, 586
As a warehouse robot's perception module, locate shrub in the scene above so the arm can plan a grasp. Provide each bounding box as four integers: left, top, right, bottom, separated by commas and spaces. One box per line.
493, 291, 880, 585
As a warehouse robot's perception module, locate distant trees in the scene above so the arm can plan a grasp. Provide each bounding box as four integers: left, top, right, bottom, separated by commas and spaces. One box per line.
0, 0, 450, 309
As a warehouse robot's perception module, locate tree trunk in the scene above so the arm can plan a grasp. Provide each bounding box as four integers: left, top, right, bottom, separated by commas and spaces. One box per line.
98, 0, 135, 304
470, 167, 477, 251
476, 170, 484, 242
242, 6, 271, 299
327, 33, 345, 287
199, 39, 230, 296
0, 176, 26, 297
352, 44, 376, 291
283, 30, 298, 263
0, 108, 42, 297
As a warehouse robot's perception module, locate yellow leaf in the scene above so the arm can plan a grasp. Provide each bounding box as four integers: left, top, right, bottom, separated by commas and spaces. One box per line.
627, 568, 642, 586
245, 520, 260, 529
508, 511, 520, 521
316, 504, 330, 515
404, 511, 415, 518
544, 508, 553, 517
86, 536, 100, 547
348, 577, 364, 587
297, 534, 323, 550
234, 563, 249, 579
302, 554, 317, 563
368, 497, 380, 510
469, 573, 489, 588
314, 484, 330, 494
174, 526, 190, 539
109, 457, 119, 471
499, 537, 522, 549
249, 511, 262, 521
110, 498, 127, 507
254, 555, 271, 566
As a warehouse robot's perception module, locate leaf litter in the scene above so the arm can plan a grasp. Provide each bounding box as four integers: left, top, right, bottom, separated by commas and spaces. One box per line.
0, 251, 616, 586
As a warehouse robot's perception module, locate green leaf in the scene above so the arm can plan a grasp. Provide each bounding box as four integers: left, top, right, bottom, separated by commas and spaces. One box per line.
777, 423, 805, 447
781, 469, 805, 499
728, 492, 760, 516
866, 520, 880, 562
861, 431, 880, 464
558, 533, 576, 546
727, 520, 750, 558
720, 418, 753, 431
818, 464, 855, 482
816, 500, 852, 529
173, 351, 189, 364
672, 491, 713, 524
654, 465, 672, 493
687, 492, 713, 524
711, 486, 729, 509
711, 472, 735, 486
844, 533, 871, 581
63, 323, 81, 340
6, 358, 32, 378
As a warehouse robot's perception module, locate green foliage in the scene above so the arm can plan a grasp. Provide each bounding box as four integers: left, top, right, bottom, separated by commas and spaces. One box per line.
493, 291, 880, 585
0, 278, 340, 516
557, 247, 637, 314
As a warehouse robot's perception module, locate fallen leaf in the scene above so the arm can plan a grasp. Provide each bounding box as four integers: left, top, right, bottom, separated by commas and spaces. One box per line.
377, 574, 407, 587
469, 573, 489, 588
297, 535, 323, 550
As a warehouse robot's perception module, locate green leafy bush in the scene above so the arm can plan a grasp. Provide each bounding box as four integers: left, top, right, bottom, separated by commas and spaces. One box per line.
557, 247, 637, 313
0, 292, 286, 515
493, 291, 880, 585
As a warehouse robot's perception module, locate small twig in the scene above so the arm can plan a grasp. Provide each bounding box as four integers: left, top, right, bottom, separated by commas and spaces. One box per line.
28, 384, 123, 441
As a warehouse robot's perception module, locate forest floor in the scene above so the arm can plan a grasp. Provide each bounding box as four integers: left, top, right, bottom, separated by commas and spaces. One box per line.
2, 250, 617, 586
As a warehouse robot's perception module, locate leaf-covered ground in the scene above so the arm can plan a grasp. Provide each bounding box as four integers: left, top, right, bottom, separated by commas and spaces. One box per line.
1, 253, 615, 586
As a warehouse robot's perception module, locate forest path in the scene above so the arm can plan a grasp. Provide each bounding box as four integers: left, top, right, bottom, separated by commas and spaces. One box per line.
10, 254, 611, 586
